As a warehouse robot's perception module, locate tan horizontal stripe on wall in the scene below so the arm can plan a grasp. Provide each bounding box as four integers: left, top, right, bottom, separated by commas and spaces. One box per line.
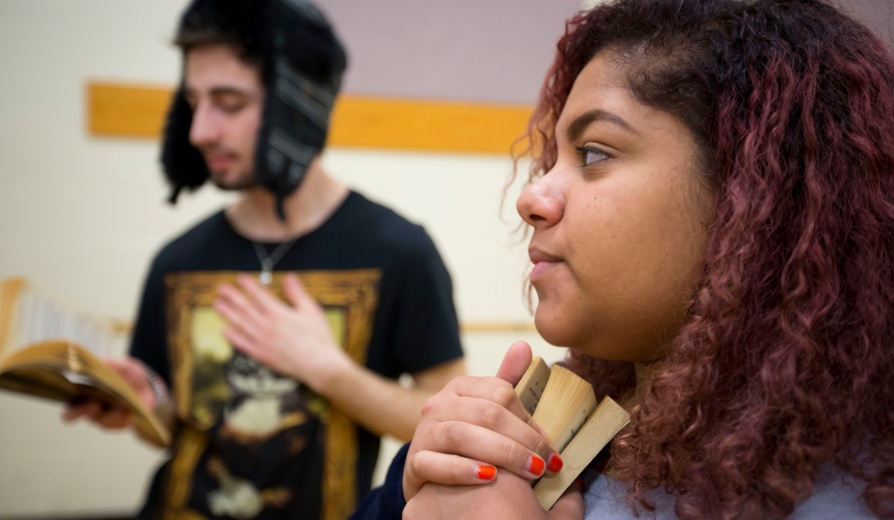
88, 83, 172, 139
87, 81, 533, 155
460, 321, 537, 333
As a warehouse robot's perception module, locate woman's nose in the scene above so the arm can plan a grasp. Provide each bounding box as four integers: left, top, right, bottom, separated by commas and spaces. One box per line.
516, 171, 565, 228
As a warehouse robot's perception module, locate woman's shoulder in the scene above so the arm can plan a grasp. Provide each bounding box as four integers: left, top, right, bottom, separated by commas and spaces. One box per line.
788, 462, 874, 519
582, 463, 875, 520
582, 472, 675, 520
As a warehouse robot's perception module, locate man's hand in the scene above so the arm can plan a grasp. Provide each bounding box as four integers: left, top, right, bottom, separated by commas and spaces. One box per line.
62, 356, 156, 430
214, 273, 352, 391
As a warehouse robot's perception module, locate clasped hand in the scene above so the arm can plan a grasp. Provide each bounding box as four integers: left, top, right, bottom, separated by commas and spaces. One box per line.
402, 342, 585, 519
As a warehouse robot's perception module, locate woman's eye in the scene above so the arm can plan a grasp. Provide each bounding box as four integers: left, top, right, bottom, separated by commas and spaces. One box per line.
576, 146, 610, 166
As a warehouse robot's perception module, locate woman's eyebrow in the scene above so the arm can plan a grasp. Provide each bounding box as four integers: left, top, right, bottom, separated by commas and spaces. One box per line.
566, 108, 641, 142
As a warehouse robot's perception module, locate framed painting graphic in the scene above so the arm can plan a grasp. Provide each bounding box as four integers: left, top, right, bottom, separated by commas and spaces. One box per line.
161, 269, 380, 520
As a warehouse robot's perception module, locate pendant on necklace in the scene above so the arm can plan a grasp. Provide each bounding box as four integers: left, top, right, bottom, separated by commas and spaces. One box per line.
259, 260, 274, 285
253, 239, 297, 286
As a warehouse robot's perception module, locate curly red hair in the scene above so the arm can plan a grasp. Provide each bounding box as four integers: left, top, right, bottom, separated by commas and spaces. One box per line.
515, 0, 894, 518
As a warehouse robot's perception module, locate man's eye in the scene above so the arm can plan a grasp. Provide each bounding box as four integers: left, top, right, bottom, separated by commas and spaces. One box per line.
213, 94, 249, 114
576, 146, 610, 166
218, 101, 246, 114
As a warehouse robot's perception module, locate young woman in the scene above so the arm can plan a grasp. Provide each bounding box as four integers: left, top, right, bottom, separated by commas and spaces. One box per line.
353, 0, 894, 518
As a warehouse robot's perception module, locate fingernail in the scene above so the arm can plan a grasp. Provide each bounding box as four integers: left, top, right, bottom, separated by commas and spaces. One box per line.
527, 454, 545, 476
547, 452, 563, 473
575, 477, 585, 493
477, 465, 496, 480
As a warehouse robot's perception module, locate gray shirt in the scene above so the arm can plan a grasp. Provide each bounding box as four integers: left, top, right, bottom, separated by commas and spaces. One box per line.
583, 463, 875, 519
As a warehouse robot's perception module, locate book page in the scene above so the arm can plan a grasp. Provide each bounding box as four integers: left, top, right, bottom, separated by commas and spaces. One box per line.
515, 356, 551, 415
533, 396, 630, 510
0, 278, 116, 359
0, 277, 25, 356
532, 365, 598, 452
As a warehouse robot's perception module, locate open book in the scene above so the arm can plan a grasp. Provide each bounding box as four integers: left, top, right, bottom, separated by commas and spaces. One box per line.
0, 277, 170, 447
515, 356, 630, 510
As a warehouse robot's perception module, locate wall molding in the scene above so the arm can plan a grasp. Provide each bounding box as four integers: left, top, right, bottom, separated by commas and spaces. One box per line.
110, 318, 536, 335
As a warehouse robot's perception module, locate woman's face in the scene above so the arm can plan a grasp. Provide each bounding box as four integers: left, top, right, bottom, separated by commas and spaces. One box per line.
517, 51, 715, 362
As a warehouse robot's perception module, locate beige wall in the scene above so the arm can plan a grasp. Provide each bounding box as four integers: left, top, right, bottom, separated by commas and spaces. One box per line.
0, 1, 574, 517
1, 0, 889, 517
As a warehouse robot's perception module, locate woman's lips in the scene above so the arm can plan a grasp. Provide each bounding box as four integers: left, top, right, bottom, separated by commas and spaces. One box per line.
530, 260, 558, 282
529, 247, 561, 283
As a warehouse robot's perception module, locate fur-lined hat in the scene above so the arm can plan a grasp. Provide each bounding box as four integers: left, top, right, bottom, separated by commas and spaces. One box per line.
160, 0, 347, 219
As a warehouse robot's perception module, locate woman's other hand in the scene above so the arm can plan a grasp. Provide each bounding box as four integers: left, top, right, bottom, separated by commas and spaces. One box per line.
402, 341, 562, 501
405, 471, 584, 520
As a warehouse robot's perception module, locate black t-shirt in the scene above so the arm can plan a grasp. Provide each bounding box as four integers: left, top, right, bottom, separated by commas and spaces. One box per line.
131, 191, 463, 519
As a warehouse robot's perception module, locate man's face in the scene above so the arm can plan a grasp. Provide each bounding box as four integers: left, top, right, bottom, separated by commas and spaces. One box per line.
184, 44, 265, 191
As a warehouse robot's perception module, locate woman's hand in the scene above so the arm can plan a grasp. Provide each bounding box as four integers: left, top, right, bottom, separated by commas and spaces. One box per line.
404, 471, 585, 520
402, 341, 563, 501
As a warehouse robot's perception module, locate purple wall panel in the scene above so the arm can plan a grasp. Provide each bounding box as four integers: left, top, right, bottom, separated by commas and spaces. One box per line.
315, 0, 582, 104
841, 0, 894, 50
313, 0, 893, 104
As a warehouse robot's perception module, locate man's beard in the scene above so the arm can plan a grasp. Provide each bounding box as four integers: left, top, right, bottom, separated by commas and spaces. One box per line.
209, 168, 257, 191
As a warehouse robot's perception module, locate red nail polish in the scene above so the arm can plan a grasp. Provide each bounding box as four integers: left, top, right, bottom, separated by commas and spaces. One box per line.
528, 455, 545, 476
547, 453, 563, 473
477, 465, 496, 480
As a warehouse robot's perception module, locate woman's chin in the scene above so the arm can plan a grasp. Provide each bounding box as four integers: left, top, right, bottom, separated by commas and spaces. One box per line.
533, 313, 576, 350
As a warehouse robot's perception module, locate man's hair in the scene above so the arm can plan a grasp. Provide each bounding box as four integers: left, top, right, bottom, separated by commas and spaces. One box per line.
172, 0, 346, 86
516, 0, 894, 518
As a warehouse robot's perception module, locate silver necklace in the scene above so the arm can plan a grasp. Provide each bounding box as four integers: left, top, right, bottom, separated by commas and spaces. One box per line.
252, 238, 298, 285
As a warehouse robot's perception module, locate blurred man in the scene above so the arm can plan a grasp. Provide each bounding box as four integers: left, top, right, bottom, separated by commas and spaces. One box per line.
65, 1, 465, 518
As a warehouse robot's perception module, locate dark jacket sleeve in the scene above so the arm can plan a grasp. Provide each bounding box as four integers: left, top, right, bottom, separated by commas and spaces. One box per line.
351, 442, 410, 519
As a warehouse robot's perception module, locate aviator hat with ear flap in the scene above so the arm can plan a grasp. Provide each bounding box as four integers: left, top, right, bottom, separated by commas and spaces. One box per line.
160, 0, 347, 219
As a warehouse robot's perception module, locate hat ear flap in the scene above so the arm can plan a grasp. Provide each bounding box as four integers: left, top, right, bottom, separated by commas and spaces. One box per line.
253, 0, 343, 220
160, 88, 208, 204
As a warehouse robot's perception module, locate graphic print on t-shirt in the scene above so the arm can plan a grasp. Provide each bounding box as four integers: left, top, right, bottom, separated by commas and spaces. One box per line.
161, 270, 380, 520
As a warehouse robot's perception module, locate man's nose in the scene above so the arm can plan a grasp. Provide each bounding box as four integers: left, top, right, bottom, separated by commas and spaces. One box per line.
188, 102, 219, 148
